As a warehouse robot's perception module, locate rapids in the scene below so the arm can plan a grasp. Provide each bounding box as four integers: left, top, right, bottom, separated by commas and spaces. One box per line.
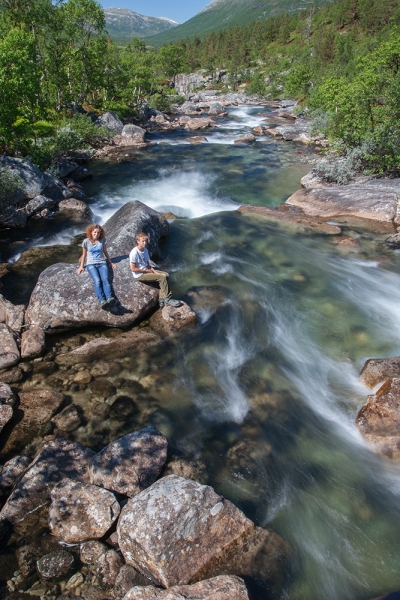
3, 105, 400, 599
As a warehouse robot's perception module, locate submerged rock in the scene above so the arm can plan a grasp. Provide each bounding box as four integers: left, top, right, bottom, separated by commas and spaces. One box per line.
238, 204, 341, 235
2, 389, 64, 454
285, 181, 400, 233
91, 427, 167, 498
122, 575, 250, 600
0, 437, 94, 524
234, 133, 256, 144
0, 455, 30, 497
117, 474, 288, 588
356, 378, 400, 459
49, 479, 120, 543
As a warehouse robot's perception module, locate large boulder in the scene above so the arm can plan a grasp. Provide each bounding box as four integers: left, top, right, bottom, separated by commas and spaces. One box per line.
116, 125, 147, 147
48, 479, 120, 543
234, 134, 255, 144
91, 427, 168, 498
0, 437, 95, 524
185, 118, 217, 131
117, 475, 288, 588
179, 102, 202, 115
25, 200, 168, 333
356, 378, 400, 459
122, 575, 250, 600
95, 112, 124, 134
105, 201, 168, 258
285, 182, 400, 233
208, 102, 227, 116
57, 198, 92, 220
238, 204, 341, 235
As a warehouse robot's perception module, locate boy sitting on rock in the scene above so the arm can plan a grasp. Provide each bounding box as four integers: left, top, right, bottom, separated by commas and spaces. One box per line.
130, 232, 181, 307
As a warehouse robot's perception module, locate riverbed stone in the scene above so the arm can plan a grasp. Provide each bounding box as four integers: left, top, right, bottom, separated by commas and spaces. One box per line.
0, 404, 13, 433
234, 133, 256, 144
238, 204, 341, 235
21, 325, 46, 359
360, 356, 400, 389
0, 324, 20, 369
115, 125, 147, 147
0, 437, 95, 524
180, 102, 202, 115
25, 194, 58, 216
122, 575, 250, 600
0, 294, 25, 333
2, 389, 64, 454
0, 455, 30, 497
93, 549, 124, 589
114, 565, 151, 599
118, 475, 261, 587
91, 427, 167, 498
80, 541, 108, 565
149, 303, 197, 336
356, 378, 400, 459
58, 198, 92, 220
37, 549, 74, 580
285, 183, 399, 233
52, 404, 81, 433
208, 102, 227, 116
49, 479, 120, 543
0, 381, 16, 406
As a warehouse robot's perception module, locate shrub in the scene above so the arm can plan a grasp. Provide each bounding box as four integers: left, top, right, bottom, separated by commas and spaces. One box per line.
0, 167, 24, 205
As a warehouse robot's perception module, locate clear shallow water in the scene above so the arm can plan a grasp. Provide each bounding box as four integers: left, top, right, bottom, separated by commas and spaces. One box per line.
4, 106, 400, 599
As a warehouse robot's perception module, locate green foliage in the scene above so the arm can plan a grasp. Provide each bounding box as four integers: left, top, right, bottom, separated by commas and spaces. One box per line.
157, 45, 188, 81
148, 93, 172, 113
246, 72, 267, 96
0, 167, 24, 203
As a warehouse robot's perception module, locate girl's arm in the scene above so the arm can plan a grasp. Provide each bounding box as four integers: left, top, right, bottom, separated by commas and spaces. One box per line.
104, 243, 116, 270
77, 248, 87, 274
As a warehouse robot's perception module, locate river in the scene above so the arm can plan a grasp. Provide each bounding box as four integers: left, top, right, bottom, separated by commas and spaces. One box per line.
3, 105, 400, 599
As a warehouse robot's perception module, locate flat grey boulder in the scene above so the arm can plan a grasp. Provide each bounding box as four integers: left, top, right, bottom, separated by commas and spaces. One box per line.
25, 260, 158, 333
285, 184, 399, 233
49, 479, 120, 543
122, 575, 250, 600
0, 437, 94, 524
20, 325, 46, 359
91, 427, 168, 497
117, 475, 253, 587
0, 324, 19, 369
360, 356, 400, 389
96, 112, 124, 134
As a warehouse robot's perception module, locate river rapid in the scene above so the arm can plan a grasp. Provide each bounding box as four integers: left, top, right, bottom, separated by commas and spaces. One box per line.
4, 105, 400, 599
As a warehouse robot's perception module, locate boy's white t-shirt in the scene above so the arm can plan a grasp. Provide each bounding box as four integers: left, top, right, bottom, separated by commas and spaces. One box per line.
129, 247, 150, 279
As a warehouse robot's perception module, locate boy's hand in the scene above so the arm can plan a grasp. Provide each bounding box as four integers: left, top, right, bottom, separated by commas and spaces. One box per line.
77, 266, 84, 274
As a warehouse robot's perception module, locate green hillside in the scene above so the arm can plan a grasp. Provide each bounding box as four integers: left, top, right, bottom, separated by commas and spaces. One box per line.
145, 0, 330, 46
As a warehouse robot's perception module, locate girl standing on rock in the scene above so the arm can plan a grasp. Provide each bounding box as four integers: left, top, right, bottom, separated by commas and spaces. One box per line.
77, 224, 116, 307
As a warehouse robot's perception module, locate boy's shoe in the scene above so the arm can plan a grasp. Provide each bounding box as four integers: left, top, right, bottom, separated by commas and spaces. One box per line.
159, 299, 165, 307
164, 297, 181, 307
105, 297, 115, 306
100, 299, 108, 307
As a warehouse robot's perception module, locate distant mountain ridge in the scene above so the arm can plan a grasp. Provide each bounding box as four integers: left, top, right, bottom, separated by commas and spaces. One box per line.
146, 0, 331, 46
104, 8, 179, 43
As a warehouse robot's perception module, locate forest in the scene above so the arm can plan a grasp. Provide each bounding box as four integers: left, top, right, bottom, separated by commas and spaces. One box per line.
1, 0, 400, 174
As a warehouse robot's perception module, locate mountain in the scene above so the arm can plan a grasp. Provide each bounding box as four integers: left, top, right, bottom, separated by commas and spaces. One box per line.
145, 0, 330, 46
104, 8, 179, 43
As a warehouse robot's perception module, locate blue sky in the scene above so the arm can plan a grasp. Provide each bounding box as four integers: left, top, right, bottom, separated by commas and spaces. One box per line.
99, 1, 209, 23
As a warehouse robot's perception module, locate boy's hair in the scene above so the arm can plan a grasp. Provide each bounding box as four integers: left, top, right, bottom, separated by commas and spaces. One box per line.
86, 224, 105, 241
136, 231, 149, 242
